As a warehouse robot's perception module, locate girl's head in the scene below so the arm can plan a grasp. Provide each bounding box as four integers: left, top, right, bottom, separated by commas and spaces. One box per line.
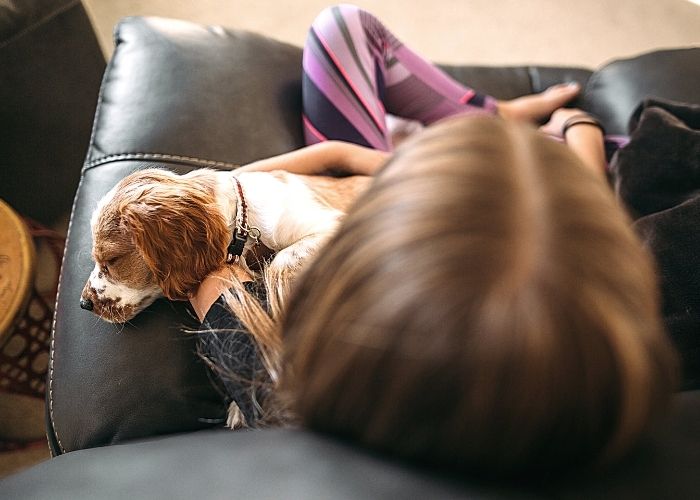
282, 115, 677, 476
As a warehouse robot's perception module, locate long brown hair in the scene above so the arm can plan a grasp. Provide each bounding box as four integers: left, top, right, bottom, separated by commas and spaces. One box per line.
278, 115, 677, 476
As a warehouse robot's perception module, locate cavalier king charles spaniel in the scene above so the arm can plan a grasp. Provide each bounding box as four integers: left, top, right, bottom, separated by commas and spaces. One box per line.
80, 167, 369, 323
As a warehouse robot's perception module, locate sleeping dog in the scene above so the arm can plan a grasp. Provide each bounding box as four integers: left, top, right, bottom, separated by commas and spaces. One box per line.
80, 167, 370, 323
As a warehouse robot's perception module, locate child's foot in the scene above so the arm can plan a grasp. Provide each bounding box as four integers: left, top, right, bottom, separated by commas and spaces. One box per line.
497, 82, 581, 124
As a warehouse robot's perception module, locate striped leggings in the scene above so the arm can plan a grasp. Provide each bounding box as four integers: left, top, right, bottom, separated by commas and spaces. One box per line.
302, 4, 498, 151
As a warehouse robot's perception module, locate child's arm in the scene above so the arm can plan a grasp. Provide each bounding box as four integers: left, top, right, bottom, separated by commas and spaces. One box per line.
564, 125, 607, 178
540, 108, 607, 178
236, 141, 390, 176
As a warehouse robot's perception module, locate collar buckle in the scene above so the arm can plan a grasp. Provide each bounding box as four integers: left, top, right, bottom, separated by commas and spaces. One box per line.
226, 177, 261, 263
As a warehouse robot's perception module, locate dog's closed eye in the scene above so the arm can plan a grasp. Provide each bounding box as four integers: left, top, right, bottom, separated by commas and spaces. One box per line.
97, 257, 117, 276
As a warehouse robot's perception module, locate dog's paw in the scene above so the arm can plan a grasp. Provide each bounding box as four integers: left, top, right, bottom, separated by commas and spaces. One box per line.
267, 258, 299, 281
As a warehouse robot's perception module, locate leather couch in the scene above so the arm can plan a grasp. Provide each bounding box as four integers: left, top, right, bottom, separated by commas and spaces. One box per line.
0, 0, 104, 227
3, 16, 700, 498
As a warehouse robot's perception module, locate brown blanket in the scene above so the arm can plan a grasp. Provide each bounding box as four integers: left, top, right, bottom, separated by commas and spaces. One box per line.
610, 98, 700, 390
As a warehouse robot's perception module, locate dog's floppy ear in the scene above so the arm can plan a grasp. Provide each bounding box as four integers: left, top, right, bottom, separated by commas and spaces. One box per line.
119, 171, 230, 300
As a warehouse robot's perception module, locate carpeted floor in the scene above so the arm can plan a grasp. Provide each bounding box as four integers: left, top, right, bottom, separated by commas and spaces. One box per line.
83, 0, 700, 67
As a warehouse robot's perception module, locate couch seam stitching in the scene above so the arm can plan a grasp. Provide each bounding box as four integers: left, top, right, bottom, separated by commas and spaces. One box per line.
47, 174, 84, 456
83, 153, 240, 170
581, 70, 599, 105
525, 66, 537, 94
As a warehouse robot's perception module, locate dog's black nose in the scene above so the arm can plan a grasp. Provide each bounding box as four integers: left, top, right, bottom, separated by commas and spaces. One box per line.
80, 298, 94, 311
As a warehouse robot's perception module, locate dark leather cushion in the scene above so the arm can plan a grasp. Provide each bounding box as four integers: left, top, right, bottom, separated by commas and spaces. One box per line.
8, 391, 700, 499
442, 64, 592, 101
86, 16, 305, 168
581, 48, 700, 135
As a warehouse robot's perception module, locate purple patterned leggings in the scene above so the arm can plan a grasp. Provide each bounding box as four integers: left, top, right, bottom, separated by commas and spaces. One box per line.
301, 4, 498, 151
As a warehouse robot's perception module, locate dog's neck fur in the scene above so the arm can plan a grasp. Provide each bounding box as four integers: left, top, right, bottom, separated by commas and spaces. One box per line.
210, 168, 351, 256
213, 171, 240, 233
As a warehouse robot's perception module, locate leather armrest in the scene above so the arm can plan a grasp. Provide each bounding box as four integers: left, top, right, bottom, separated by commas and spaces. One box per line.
86, 16, 305, 168
581, 48, 700, 135
11, 392, 700, 500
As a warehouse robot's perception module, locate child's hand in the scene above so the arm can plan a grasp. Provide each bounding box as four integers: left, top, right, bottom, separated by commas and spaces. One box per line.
237, 141, 389, 177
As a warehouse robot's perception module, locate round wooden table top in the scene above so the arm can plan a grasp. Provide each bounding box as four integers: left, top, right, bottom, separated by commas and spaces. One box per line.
0, 199, 35, 344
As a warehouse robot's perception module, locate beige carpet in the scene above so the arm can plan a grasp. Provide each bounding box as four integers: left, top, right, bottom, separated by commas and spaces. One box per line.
83, 0, 700, 68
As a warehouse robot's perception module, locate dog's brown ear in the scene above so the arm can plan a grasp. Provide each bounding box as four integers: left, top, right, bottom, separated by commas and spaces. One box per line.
120, 175, 230, 300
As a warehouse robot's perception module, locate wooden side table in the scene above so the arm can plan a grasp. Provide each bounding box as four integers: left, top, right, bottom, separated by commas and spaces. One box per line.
0, 198, 63, 402
0, 199, 35, 349
0, 199, 48, 450
0, 196, 66, 453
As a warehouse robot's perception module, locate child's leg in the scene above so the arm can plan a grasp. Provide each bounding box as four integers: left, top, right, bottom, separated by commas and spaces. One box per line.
302, 4, 497, 151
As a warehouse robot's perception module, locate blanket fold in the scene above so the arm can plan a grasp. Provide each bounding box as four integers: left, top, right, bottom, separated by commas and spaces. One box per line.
610, 97, 700, 390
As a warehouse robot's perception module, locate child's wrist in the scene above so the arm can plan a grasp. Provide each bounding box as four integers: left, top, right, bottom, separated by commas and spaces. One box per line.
562, 114, 605, 140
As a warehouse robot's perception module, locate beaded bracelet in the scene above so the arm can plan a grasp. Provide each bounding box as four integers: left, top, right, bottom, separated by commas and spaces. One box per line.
562, 114, 606, 138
